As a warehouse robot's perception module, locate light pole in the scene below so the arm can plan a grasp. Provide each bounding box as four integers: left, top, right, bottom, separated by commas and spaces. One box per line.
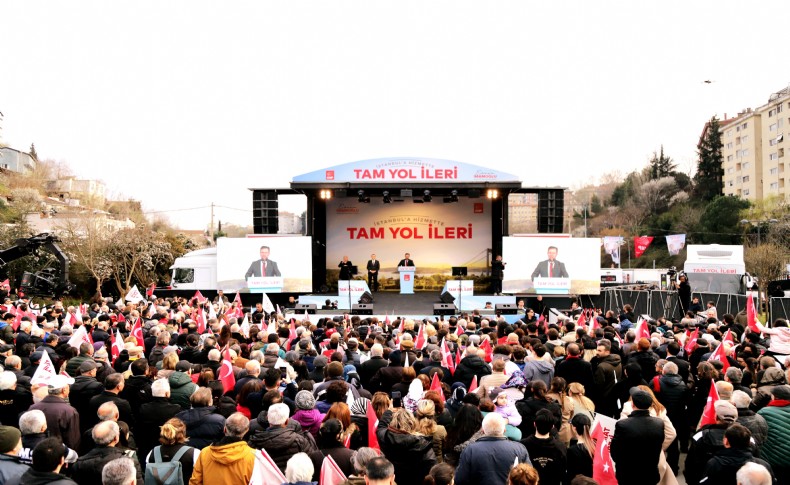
740, 218, 779, 245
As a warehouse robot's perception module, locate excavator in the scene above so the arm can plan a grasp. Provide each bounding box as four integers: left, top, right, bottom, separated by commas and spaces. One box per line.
0, 233, 74, 297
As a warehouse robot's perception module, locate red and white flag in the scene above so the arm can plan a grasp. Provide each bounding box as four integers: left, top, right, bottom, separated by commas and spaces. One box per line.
708, 341, 731, 372
479, 337, 493, 363
240, 314, 250, 338
219, 348, 236, 394
576, 311, 587, 331
441, 338, 455, 375
130, 319, 144, 347
254, 449, 286, 484
635, 318, 651, 340
31, 350, 57, 386
430, 372, 445, 403
319, 454, 347, 485
111, 329, 124, 363
746, 292, 762, 334
192, 290, 206, 304
634, 236, 654, 258
415, 323, 427, 350
591, 415, 618, 485
125, 285, 145, 303
685, 328, 699, 355
468, 375, 478, 393
699, 381, 720, 428
366, 401, 380, 450
67, 325, 93, 349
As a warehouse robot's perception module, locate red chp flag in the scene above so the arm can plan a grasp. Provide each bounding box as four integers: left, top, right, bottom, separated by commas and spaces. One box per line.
634, 236, 654, 258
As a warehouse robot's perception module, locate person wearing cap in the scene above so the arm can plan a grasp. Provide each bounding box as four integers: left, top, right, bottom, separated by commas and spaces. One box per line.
610, 388, 666, 485
0, 425, 28, 484
28, 375, 80, 451
757, 384, 790, 482
685, 400, 739, 485
69, 360, 105, 433
699, 423, 775, 485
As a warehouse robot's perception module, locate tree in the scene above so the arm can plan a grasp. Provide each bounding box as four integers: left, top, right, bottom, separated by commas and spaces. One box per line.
59, 214, 115, 300
108, 229, 173, 295
745, 243, 787, 300
637, 176, 679, 214
28, 143, 38, 162
649, 146, 677, 180
697, 195, 750, 244
694, 116, 725, 201
590, 194, 603, 215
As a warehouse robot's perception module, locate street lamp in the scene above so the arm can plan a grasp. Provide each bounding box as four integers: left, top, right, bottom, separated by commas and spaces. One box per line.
740, 218, 779, 245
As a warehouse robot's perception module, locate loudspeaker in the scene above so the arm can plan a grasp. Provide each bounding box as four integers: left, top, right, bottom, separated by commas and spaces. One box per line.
452, 267, 468, 276
439, 291, 455, 304
537, 189, 564, 234
495, 303, 517, 315
433, 303, 457, 316
358, 292, 374, 304
295, 304, 316, 314
352, 303, 374, 315
252, 190, 279, 234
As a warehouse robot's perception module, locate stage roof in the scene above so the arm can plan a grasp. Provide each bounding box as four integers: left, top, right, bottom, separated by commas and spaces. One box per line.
290, 157, 523, 189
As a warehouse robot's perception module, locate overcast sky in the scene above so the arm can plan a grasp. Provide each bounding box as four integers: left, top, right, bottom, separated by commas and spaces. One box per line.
2, 2, 789, 230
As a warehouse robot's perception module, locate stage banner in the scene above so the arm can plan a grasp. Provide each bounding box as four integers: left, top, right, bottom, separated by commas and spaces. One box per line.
326, 198, 492, 291
502, 236, 601, 295
216, 236, 313, 293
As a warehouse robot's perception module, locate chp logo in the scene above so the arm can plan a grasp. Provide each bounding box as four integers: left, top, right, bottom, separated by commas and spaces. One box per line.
326, 170, 335, 181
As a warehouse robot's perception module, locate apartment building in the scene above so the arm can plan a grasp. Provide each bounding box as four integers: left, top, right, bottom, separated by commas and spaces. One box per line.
719, 85, 790, 201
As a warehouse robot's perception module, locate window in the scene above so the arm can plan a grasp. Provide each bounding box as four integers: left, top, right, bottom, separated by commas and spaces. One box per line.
770, 152, 779, 161
736, 137, 741, 145
728, 167, 734, 174
727, 129, 733, 137
742, 135, 749, 143
743, 149, 750, 156
743, 162, 750, 169
727, 155, 734, 162
742, 122, 748, 129
728, 181, 734, 187
770, 167, 778, 175
743, 188, 750, 196
770, 123, 778, 132
743, 176, 750, 183
770, 138, 779, 146
173, 268, 194, 284
770, 108, 776, 117
727, 142, 734, 149
780, 148, 785, 158
770, 182, 779, 190
780, 118, 785, 128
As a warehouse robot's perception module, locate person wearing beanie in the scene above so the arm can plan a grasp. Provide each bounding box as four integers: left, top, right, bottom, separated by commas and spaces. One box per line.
610, 389, 665, 485
292, 390, 324, 439
0, 425, 28, 484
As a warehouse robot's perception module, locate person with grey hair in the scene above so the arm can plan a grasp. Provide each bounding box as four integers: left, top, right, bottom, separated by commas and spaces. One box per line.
101, 457, 137, 485
18, 409, 78, 467
348, 446, 379, 481
726, 367, 752, 395
190, 412, 261, 484
28, 375, 80, 451
736, 461, 774, 485
731, 390, 769, 449
284, 452, 314, 485
72, 421, 142, 485
0, 370, 32, 429
136, 377, 181, 470
455, 413, 530, 485
248, 403, 318, 472
654, 357, 690, 475
78, 402, 124, 455
359, 343, 388, 390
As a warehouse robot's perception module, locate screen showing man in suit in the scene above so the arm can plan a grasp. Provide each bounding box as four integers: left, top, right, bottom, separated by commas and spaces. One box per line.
398, 253, 415, 267
531, 246, 568, 279
245, 246, 281, 278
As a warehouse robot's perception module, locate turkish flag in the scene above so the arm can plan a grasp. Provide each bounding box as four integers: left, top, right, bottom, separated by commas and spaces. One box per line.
111, 329, 124, 363
479, 338, 493, 363
319, 455, 347, 485
634, 236, 654, 258
698, 382, 720, 429
441, 338, 455, 376
708, 341, 731, 372
366, 401, 380, 450
255, 449, 286, 484
577, 312, 587, 331
430, 372, 445, 403
684, 328, 699, 355
130, 319, 144, 347
468, 375, 478, 393
591, 417, 618, 485
415, 323, 426, 350
219, 348, 236, 394
746, 292, 761, 334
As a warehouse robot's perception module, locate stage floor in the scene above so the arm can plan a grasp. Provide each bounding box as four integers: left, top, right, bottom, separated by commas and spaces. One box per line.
296, 290, 516, 316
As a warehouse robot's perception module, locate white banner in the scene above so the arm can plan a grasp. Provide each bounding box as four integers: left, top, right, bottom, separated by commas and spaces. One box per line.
666, 234, 686, 256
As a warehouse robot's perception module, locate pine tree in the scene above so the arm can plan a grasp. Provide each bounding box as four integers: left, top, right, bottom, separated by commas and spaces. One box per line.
649, 145, 677, 180
28, 143, 38, 161
694, 116, 724, 201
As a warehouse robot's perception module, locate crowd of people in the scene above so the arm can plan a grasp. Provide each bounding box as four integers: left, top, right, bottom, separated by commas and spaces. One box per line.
0, 292, 784, 485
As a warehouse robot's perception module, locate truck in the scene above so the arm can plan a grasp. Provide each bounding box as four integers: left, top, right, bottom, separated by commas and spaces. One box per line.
683, 244, 750, 294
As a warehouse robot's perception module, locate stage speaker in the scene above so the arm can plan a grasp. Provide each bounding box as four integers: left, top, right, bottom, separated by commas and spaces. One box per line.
295, 303, 316, 314
252, 190, 279, 234
537, 189, 564, 234
433, 303, 457, 316
352, 303, 374, 315
495, 303, 517, 315
439, 291, 455, 304
358, 292, 374, 304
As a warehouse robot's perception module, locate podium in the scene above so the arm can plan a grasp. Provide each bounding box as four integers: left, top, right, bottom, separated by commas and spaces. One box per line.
398, 266, 415, 294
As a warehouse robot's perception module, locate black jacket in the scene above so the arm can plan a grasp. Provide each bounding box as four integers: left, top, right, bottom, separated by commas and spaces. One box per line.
654, 373, 689, 430
136, 396, 182, 461
0, 388, 33, 429
610, 409, 665, 485
700, 448, 775, 485
6, 468, 77, 485
175, 406, 226, 450
68, 376, 104, 433
369, 365, 403, 395
684, 423, 728, 485
565, 441, 593, 485
247, 421, 318, 472
523, 435, 567, 485
452, 355, 492, 389
516, 398, 562, 439
627, 350, 659, 381
554, 357, 595, 398
87, 392, 135, 430
376, 410, 437, 485
119, 374, 152, 419
358, 356, 388, 390
71, 446, 143, 485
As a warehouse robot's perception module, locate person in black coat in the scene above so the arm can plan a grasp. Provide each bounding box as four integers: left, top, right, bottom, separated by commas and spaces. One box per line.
699, 423, 775, 485
376, 408, 436, 485
452, 352, 492, 389
338, 257, 354, 281
554, 343, 595, 397
685, 401, 737, 485
369, 351, 404, 395
358, 347, 388, 391
71, 421, 143, 485
135, 379, 182, 464
610, 389, 665, 485
676, 274, 692, 317
522, 409, 566, 485
118, 359, 153, 420
68, 362, 105, 434
87, 373, 135, 430
653, 361, 690, 474
565, 414, 594, 485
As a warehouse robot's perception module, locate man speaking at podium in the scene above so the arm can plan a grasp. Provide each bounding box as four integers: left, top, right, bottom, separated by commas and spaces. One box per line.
531, 246, 568, 279
245, 246, 281, 278
398, 253, 415, 267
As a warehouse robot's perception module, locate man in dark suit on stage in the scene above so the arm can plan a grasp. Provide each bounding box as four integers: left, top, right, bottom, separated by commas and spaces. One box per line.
338, 256, 354, 280
491, 255, 506, 295
397, 253, 415, 267
245, 246, 281, 278
531, 246, 568, 280
366, 254, 380, 291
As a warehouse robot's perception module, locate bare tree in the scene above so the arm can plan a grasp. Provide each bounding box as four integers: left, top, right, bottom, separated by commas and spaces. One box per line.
59, 213, 114, 300
745, 242, 787, 301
